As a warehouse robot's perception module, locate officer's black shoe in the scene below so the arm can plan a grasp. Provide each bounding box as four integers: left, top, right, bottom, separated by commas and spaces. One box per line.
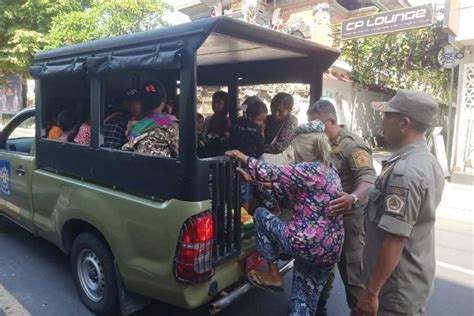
315, 300, 328, 316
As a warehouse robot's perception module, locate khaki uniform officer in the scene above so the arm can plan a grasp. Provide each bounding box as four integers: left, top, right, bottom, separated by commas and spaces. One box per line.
356, 90, 445, 316
307, 100, 377, 315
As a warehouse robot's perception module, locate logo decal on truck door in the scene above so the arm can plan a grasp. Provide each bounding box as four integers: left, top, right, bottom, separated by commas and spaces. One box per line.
0, 160, 11, 197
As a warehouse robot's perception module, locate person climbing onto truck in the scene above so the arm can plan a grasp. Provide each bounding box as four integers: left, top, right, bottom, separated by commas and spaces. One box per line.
225, 120, 344, 316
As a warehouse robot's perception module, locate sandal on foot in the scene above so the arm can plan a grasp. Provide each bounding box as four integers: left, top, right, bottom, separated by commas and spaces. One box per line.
247, 271, 283, 294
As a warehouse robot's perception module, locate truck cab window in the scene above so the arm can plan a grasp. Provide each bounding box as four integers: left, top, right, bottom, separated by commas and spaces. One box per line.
4, 115, 35, 154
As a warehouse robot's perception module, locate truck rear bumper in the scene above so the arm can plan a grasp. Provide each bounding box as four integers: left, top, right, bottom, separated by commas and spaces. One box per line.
209, 259, 294, 315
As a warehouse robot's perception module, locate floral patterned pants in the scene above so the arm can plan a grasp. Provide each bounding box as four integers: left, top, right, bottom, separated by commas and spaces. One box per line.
254, 207, 334, 316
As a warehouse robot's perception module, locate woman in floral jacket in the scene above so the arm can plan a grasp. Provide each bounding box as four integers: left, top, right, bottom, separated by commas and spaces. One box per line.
226, 120, 343, 316
122, 81, 178, 158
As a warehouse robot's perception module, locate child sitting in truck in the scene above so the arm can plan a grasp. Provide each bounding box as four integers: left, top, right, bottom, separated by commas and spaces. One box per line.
47, 117, 63, 140
57, 109, 78, 142
229, 100, 268, 211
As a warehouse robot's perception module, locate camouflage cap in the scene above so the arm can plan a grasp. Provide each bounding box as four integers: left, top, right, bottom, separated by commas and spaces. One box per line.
372, 89, 438, 125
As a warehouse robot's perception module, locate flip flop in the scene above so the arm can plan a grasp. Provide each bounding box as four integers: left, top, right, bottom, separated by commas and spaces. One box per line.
247, 271, 284, 295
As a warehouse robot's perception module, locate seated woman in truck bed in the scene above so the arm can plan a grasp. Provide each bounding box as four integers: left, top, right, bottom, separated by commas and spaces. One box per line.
72, 99, 92, 145
122, 81, 179, 158
56, 108, 78, 142
200, 91, 231, 157
103, 89, 142, 149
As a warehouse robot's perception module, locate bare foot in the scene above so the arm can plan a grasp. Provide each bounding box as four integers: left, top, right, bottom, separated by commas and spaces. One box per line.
249, 270, 282, 287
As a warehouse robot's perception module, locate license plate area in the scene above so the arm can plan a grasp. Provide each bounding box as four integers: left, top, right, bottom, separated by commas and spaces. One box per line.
245, 252, 266, 273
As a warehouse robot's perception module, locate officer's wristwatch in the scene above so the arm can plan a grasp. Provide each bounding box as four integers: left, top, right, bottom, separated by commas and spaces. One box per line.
351, 193, 361, 208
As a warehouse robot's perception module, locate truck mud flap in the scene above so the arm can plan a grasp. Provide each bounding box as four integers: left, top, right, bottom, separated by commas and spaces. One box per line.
114, 261, 151, 315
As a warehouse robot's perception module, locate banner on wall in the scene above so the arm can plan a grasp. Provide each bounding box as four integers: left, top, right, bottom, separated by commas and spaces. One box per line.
0, 74, 23, 114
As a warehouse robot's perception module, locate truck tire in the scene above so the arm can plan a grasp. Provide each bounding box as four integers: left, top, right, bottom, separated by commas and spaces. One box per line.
71, 232, 119, 316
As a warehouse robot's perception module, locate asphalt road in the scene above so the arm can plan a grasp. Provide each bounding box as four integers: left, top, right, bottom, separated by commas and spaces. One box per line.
0, 183, 473, 316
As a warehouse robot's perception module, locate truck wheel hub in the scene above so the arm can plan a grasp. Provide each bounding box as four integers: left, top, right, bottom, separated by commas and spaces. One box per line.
77, 249, 105, 302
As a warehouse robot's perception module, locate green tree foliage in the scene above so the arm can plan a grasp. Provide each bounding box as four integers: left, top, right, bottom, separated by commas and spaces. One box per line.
0, 0, 170, 76
333, 21, 453, 102
47, 0, 171, 48
0, 0, 83, 75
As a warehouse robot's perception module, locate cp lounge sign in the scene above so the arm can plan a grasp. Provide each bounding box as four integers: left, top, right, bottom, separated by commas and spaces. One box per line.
341, 4, 435, 40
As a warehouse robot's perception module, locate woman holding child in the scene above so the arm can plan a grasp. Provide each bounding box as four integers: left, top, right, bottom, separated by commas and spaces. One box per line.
226, 120, 344, 316
264, 92, 298, 155
258, 92, 299, 214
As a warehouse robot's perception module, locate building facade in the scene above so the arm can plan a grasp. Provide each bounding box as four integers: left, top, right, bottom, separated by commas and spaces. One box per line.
446, 0, 474, 182
176, 0, 411, 140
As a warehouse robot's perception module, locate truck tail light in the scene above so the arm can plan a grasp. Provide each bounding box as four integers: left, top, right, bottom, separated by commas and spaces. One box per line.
175, 212, 215, 283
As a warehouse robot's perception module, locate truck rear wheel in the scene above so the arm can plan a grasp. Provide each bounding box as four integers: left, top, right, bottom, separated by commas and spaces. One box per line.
71, 232, 118, 316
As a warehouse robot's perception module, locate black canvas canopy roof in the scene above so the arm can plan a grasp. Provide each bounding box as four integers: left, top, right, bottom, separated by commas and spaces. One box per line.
32, 17, 341, 203
31, 17, 339, 78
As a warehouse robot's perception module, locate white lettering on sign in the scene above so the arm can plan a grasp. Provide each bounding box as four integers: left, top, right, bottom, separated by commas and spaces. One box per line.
416, 8, 427, 19
341, 4, 433, 40
393, 13, 405, 23
405, 11, 416, 20
351, 8, 427, 30
347, 20, 364, 31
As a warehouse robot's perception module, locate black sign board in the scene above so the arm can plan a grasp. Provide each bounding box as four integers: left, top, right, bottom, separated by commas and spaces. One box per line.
341, 4, 435, 40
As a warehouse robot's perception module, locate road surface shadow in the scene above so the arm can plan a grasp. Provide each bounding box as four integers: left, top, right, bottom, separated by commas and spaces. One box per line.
1, 218, 473, 316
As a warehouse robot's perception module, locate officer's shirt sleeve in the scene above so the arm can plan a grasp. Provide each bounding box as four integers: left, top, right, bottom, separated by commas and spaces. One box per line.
377, 163, 425, 238
345, 141, 377, 186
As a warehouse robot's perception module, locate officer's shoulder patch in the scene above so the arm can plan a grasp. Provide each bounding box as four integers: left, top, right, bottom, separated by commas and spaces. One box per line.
352, 149, 371, 168
384, 186, 408, 216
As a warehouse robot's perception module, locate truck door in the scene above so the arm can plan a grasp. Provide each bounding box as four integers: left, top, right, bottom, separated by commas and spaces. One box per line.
0, 110, 36, 231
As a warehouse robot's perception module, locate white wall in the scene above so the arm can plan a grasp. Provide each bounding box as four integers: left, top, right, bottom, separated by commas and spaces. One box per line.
321, 78, 391, 138
456, 0, 474, 43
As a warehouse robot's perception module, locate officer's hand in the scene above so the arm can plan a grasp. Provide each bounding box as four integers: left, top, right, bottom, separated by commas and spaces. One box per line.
356, 289, 379, 316
329, 191, 354, 215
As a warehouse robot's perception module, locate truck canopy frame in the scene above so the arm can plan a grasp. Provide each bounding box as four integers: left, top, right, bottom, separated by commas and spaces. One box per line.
31, 17, 340, 202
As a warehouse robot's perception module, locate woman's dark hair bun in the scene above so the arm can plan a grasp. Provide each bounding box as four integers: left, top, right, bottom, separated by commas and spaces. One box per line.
141, 80, 167, 114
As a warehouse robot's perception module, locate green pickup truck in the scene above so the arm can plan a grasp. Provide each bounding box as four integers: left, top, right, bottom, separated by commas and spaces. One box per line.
0, 17, 339, 315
